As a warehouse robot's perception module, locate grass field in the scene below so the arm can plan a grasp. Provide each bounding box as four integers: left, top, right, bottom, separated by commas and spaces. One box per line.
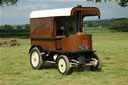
0, 32, 128, 85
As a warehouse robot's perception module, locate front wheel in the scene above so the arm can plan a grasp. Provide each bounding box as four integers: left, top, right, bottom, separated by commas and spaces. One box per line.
90, 53, 102, 71
30, 47, 43, 70
57, 55, 71, 75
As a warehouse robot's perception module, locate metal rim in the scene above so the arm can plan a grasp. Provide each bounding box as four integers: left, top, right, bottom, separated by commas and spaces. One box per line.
58, 58, 66, 73
31, 51, 39, 67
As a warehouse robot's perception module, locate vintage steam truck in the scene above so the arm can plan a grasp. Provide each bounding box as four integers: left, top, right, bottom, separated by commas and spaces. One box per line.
29, 5, 102, 75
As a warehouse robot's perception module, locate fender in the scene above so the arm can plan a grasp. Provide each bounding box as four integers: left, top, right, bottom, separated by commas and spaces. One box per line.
29, 45, 43, 53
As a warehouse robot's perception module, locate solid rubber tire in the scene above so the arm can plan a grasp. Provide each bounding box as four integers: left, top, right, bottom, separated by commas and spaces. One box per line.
57, 55, 71, 75
30, 47, 43, 70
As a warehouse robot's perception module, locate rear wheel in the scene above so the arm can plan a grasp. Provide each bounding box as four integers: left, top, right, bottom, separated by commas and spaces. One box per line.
57, 55, 71, 75
90, 53, 102, 71
30, 47, 43, 70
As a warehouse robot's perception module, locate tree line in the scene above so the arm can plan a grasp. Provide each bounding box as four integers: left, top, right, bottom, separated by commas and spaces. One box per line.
0, 24, 30, 30
85, 18, 128, 32
0, 24, 30, 37
0, 24, 30, 34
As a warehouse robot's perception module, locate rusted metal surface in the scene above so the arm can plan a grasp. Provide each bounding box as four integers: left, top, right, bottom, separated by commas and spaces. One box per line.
30, 18, 53, 38
53, 20, 56, 37
32, 39, 56, 50
56, 39, 62, 49
62, 34, 92, 51
30, 18, 56, 50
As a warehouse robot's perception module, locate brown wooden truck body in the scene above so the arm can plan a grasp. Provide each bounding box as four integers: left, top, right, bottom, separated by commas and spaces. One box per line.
30, 7, 100, 51
29, 6, 102, 74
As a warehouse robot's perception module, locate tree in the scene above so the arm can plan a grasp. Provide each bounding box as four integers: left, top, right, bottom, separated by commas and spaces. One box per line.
24, 24, 30, 30
16, 25, 23, 30
86, 21, 98, 27
86, 0, 128, 7
109, 20, 128, 32
118, 0, 128, 7
120, 20, 128, 31
109, 20, 121, 31
101, 21, 111, 28
3, 24, 14, 30
0, 0, 17, 6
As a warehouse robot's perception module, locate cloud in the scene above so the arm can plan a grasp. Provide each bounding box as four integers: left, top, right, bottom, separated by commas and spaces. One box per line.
17, 3, 49, 11
0, 1, 128, 25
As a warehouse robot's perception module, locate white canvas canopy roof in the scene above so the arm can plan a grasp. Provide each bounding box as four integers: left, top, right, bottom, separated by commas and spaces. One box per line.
30, 7, 74, 18
30, 7, 100, 19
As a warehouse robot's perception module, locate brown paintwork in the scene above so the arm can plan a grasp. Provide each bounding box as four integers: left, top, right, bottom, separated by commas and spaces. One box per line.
62, 34, 92, 51
71, 7, 100, 17
30, 18, 57, 50
53, 20, 56, 37
30, 7, 100, 51
30, 18, 53, 38
56, 39, 62, 49
32, 40, 56, 50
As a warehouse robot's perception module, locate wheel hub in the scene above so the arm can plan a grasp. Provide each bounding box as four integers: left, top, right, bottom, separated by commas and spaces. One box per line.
61, 65, 63, 67
58, 58, 66, 73
34, 58, 37, 61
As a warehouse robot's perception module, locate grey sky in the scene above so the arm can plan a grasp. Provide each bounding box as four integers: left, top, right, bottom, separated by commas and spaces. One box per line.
0, 0, 128, 25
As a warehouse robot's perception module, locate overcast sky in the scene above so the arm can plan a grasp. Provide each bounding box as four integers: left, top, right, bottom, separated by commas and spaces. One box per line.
0, 0, 128, 25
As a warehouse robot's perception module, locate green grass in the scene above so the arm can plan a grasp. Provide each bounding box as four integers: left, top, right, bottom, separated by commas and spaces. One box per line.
0, 33, 128, 85
84, 27, 128, 35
